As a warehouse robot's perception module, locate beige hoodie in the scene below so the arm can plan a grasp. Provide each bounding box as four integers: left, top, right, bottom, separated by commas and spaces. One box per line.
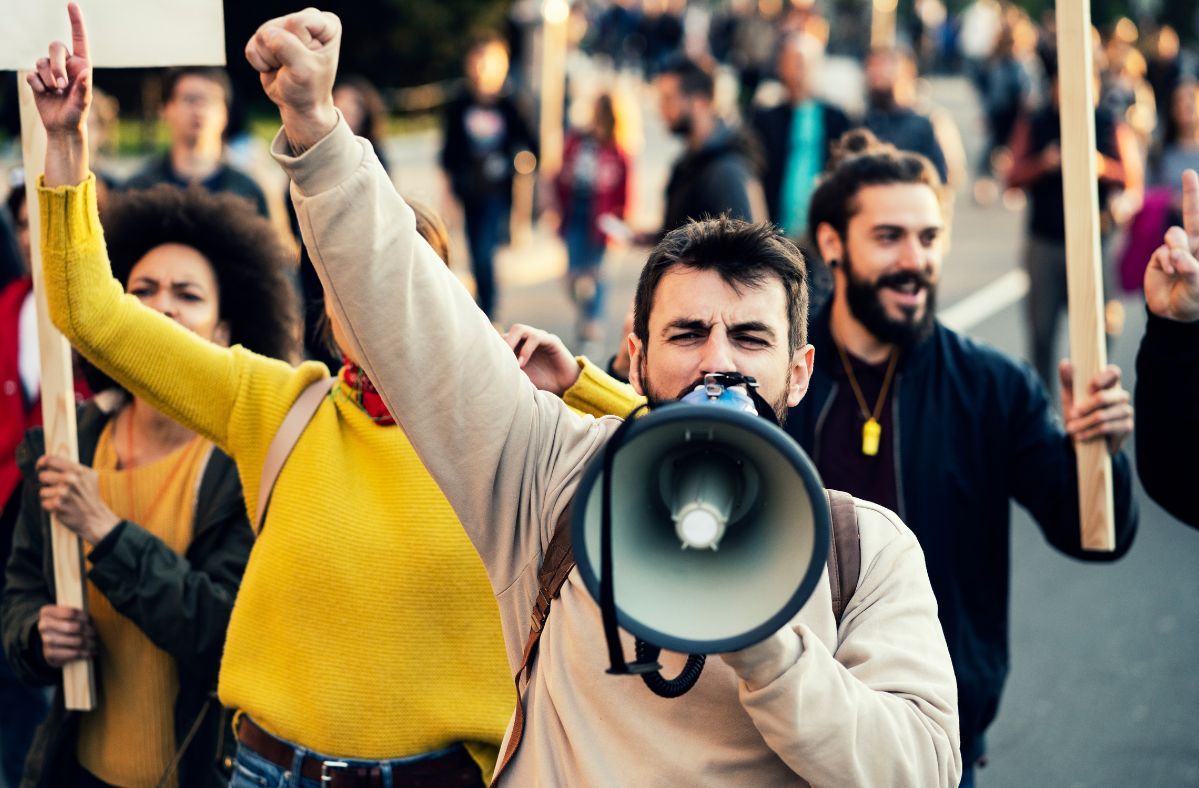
274, 118, 962, 787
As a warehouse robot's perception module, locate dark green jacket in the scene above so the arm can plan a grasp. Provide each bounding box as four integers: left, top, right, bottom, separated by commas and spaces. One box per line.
1, 401, 252, 787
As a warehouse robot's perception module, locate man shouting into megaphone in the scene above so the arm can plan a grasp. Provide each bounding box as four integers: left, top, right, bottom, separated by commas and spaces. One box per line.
246, 9, 961, 786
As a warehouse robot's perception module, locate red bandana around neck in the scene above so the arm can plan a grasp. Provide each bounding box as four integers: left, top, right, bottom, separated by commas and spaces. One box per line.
340, 358, 396, 426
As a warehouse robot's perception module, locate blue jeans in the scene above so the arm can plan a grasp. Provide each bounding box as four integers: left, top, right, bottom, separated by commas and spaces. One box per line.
463, 196, 508, 320
564, 222, 606, 324
229, 734, 475, 788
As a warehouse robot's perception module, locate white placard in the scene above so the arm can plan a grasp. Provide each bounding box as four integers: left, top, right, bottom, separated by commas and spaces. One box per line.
0, 0, 225, 70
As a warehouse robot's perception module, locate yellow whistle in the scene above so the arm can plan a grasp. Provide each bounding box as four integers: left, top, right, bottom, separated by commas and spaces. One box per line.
862, 418, 881, 456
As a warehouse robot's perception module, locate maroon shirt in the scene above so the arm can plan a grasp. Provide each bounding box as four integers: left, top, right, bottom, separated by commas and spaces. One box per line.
816, 349, 901, 515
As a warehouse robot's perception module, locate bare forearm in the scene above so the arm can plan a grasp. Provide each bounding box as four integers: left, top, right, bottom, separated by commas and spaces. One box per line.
280, 104, 338, 155
43, 130, 88, 188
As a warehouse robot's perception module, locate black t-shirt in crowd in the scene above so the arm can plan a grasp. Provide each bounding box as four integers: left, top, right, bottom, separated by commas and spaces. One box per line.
1025, 106, 1120, 242
816, 349, 901, 515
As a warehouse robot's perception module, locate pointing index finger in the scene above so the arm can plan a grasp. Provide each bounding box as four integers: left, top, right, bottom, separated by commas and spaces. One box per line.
68, 2, 90, 61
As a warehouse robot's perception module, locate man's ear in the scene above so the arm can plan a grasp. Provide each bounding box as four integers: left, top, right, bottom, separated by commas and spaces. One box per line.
814, 222, 843, 267
628, 333, 646, 396
786, 343, 816, 408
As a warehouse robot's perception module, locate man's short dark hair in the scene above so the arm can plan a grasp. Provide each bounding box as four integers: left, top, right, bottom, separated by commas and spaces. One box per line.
633, 216, 809, 354
658, 56, 715, 100
102, 184, 298, 361
163, 66, 232, 109
808, 129, 944, 241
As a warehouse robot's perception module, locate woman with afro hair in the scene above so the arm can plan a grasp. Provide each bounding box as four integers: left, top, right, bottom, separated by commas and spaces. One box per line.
1, 182, 299, 787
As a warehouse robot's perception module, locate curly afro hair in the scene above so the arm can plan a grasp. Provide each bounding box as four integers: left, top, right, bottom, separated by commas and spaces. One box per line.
100, 184, 299, 364
85, 185, 298, 392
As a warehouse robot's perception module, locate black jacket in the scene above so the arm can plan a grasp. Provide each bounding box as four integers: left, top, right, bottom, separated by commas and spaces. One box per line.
750, 100, 851, 227
1135, 312, 1199, 527
862, 105, 949, 183
785, 307, 1138, 764
661, 122, 758, 234
1, 401, 252, 787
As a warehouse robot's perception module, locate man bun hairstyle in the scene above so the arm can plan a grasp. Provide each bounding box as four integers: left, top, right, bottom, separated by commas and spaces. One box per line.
808, 128, 944, 241
634, 215, 809, 354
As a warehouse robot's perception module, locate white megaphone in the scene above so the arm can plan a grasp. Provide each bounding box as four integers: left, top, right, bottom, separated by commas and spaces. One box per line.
571, 373, 830, 697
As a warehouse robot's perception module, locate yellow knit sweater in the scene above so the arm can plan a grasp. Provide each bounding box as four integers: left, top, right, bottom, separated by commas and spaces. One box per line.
40, 177, 518, 768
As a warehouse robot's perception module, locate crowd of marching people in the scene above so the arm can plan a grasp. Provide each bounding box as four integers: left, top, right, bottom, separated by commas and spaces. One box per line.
0, 1, 1197, 787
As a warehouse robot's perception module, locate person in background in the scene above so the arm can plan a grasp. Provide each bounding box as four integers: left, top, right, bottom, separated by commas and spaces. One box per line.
1007, 65, 1136, 389
861, 47, 949, 184
2, 178, 298, 787
0, 183, 52, 788
123, 67, 268, 218
652, 56, 763, 238
1153, 80, 1199, 227
441, 34, 536, 320
1136, 169, 1199, 529
752, 31, 850, 307
553, 92, 629, 347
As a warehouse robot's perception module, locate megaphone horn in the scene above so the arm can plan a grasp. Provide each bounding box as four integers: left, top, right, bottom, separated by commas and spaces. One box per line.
572, 393, 830, 698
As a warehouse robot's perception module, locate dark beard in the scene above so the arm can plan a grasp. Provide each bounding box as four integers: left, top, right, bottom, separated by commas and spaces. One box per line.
639, 360, 792, 424
843, 251, 936, 350
866, 88, 896, 110
668, 113, 693, 137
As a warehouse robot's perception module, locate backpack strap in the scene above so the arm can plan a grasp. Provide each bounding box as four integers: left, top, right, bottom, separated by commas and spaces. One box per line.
825, 489, 861, 626
254, 377, 336, 533
492, 507, 575, 785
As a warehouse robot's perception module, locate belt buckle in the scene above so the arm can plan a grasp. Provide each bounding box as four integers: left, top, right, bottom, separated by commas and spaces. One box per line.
320, 760, 349, 785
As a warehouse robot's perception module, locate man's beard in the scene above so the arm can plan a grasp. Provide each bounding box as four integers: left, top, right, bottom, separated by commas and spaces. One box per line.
668, 112, 693, 137
866, 87, 895, 110
843, 250, 937, 350
639, 358, 792, 424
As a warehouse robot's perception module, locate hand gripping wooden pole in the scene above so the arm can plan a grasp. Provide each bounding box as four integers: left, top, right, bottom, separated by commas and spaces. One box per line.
1055, 0, 1116, 551
17, 74, 98, 709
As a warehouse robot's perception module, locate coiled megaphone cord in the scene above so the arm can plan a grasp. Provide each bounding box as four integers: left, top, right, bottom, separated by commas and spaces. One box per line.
634, 640, 706, 698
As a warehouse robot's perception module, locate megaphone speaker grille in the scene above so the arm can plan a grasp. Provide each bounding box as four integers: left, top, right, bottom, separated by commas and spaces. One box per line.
573, 404, 830, 655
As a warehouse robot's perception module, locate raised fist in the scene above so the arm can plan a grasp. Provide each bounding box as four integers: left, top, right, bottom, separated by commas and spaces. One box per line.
245, 8, 342, 152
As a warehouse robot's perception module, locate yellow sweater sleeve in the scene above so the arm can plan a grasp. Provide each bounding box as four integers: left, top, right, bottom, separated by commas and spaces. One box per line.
38, 175, 325, 475
562, 356, 645, 419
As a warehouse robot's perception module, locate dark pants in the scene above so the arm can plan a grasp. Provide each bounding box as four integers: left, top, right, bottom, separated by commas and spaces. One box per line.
1023, 234, 1112, 391
0, 492, 50, 788
463, 196, 509, 320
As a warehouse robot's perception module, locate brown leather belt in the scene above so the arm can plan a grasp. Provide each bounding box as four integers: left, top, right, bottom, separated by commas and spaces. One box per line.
236, 716, 483, 788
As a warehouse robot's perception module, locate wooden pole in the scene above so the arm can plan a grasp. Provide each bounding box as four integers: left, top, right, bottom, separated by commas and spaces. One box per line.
871, 0, 898, 50
17, 74, 97, 709
1055, 2, 1116, 551
538, 0, 568, 179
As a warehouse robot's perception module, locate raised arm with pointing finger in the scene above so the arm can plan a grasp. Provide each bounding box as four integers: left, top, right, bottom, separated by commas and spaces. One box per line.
1136, 169, 1199, 528
255, 10, 961, 786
